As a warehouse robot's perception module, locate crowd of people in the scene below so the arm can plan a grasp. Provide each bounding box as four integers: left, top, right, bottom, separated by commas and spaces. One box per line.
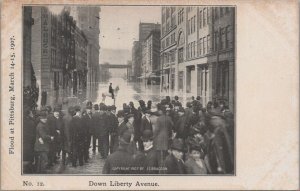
23, 95, 234, 174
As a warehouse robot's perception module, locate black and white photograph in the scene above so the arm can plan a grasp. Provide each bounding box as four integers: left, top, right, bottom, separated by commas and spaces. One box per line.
22, 5, 235, 175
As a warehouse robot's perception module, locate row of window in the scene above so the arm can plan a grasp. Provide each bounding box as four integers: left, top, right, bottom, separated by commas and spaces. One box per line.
187, 25, 232, 59
178, 9, 184, 24
161, 32, 176, 50
187, 16, 196, 35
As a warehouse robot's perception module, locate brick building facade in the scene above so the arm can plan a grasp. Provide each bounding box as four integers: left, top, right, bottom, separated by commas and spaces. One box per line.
161, 6, 235, 110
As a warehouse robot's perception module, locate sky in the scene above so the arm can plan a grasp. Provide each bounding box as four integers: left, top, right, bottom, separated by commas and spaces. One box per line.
48, 5, 161, 66
48, 5, 161, 50
100, 6, 161, 50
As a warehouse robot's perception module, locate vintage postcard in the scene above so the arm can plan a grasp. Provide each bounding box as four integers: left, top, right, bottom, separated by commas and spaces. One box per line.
0, 0, 299, 190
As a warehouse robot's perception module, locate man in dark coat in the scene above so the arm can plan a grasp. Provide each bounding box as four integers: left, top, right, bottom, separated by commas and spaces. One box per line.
140, 109, 153, 134
206, 116, 234, 174
91, 104, 100, 152
69, 106, 85, 167
34, 110, 53, 173
23, 108, 37, 173
135, 129, 160, 174
107, 105, 119, 154
164, 138, 186, 174
133, 101, 144, 151
102, 130, 134, 174
174, 107, 189, 140
61, 106, 74, 165
109, 83, 114, 99
46, 105, 63, 166
153, 107, 174, 167
81, 102, 93, 162
98, 104, 109, 158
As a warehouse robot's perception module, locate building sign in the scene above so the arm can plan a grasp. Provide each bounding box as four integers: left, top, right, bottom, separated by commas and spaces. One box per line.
41, 8, 49, 57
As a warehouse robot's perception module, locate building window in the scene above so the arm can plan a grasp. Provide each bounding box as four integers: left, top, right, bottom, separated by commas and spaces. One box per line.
214, 31, 218, 51
193, 41, 196, 58
199, 38, 202, 55
225, 25, 230, 48
178, 71, 184, 90
190, 42, 193, 58
203, 8, 206, 26
207, 34, 211, 53
193, 15, 196, 32
199, 10, 202, 28
214, 7, 219, 20
166, 36, 170, 47
207, 7, 210, 24
187, 19, 190, 35
171, 33, 175, 44
220, 7, 224, 17
203, 37, 206, 54
197, 39, 200, 56
187, 43, 190, 59
178, 48, 184, 63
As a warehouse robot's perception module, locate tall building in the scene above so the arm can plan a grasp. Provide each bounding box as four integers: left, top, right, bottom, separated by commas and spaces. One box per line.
30, 6, 87, 108
74, 6, 101, 101
139, 22, 161, 42
131, 22, 161, 82
141, 29, 161, 85
161, 6, 235, 110
132, 41, 143, 81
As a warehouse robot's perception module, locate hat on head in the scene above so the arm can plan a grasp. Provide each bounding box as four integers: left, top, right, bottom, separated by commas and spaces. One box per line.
141, 129, 153, 141
39, 111, 48, 118
117, 110, 125, 118
119, 130, 131, 145
94, 104, 99, 110
129, 101, 134, 107
123, 105, 130, 114
110, 105, 116, 111
187, 137, 202, 152
74, 105, 81, 112
178, 107, 185, 113
99, 103, 106, 111
106, 105, 112, 111
53, 105, 61, 112
68, 106, 74, 115
171, 138, 186, 152
86, 101, 93, 109
139, 100, 146, 107
46, 105, 52, 113
126, 113, 134, 119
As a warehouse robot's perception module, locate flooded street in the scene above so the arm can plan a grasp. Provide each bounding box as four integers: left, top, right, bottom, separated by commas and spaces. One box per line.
96, 77, 164, 110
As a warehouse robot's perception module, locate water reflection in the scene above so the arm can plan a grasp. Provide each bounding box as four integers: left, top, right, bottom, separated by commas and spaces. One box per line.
96, 77, 163, 110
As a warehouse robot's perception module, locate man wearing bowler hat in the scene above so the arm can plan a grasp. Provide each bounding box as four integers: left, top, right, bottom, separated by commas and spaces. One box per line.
102, 130, 134, 174
135, 129, 160, 174
82, 101, 93, 162
91, 104, 100, 153
164, 138, 186, 174
70, 106, 85, 167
